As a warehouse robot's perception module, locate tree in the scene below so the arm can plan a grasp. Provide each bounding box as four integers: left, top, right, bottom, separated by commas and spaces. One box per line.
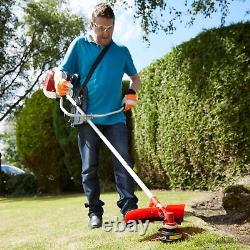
0, 0, 86, 121
0, 0, 17, 67
16, 90, 73, 193
106, 0, 249, 41
0, 119, 22, 167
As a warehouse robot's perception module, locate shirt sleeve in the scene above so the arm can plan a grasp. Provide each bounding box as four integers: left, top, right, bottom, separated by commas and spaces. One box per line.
124, 47, 137, 77
59, 37, 80, 75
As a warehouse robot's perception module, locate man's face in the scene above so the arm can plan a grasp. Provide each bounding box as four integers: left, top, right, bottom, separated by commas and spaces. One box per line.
91, 17, 114, 47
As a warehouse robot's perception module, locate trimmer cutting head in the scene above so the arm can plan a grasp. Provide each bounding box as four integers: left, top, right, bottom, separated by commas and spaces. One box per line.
157, 228, 183, 242
124, 204, 185, 224
124, 200, 185, 243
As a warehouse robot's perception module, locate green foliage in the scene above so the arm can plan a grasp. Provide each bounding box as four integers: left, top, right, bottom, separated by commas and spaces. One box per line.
0, 0, 17, 66
0, 0, 86, 121
52, 102, 82, 191
132, 63, 170, 188
16, 90, 72, 193
23, 0, 86, 69
134, 22, 250, 189
0, 119, 24, 168
0, 172, 37, 196
106, 0, 249, 42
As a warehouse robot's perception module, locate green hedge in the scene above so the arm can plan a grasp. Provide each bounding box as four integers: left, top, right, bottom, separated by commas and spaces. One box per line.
52, 102, 82, 191
0, 172, 37, 196
16, 90, 73, 193
133, 22, 250, 189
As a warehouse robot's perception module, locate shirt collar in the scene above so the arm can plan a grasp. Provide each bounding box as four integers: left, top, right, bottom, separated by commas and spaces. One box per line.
86, 32, 95, 43
86, 32, 113, 48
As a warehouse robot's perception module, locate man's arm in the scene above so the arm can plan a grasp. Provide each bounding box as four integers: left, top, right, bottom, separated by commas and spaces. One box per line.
129, 74, 141, 92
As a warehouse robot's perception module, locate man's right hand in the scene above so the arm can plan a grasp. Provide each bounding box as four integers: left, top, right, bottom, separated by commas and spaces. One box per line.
56, 79, 73, 96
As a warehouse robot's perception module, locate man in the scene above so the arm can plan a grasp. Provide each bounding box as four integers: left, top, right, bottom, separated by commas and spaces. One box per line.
54, 3, 141, 228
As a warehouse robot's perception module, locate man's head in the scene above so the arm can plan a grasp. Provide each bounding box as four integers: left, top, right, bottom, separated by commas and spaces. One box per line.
91, 3, 115, 47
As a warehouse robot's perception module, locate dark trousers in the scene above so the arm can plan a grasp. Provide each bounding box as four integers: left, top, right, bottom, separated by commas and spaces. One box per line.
77, 123, 138, 217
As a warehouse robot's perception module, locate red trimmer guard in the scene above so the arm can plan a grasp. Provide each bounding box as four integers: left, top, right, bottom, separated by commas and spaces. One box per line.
124, 204, 185, 224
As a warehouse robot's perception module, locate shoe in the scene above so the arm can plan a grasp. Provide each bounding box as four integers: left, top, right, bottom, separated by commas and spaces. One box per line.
123, 207, 137, 218
88, 215, 102, 229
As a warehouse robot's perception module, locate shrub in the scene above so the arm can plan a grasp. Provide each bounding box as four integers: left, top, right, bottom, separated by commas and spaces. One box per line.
0, 172, 37, 196
52, 102, 82, 191
16, 90, 71, 193
134, 22, 250, 189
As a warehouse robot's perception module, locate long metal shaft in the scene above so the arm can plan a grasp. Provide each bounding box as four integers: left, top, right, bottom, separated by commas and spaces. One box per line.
66, 95, 154, 200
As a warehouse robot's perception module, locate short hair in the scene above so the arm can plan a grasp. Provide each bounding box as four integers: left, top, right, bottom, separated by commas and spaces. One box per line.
92, 3, 115, 22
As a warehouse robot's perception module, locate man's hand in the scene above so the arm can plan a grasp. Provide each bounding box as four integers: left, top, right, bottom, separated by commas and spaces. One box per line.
56, 79, 73, 97
122, 89, 138, 112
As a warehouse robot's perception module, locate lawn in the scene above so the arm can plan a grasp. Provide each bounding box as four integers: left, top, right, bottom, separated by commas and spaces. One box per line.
0, 190, 249, 250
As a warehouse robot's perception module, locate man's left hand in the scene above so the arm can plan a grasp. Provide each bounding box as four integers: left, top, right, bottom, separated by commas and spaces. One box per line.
122, 89, 138, 112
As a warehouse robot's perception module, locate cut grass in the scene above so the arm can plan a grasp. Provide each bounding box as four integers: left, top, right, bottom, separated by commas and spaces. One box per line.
0, 190, 249, 250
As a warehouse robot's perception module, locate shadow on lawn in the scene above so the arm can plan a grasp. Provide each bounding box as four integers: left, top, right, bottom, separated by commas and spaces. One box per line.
141, 226, 206, 242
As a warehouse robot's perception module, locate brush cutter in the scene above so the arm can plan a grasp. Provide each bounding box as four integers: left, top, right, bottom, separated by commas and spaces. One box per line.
43, 71, 185, 242
61, 95, 185, 241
